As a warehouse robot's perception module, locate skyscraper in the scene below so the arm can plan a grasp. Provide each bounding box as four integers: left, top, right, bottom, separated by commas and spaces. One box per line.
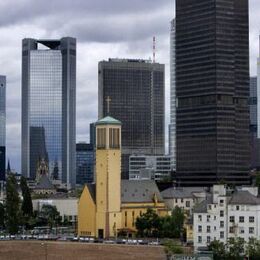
98, 59, 165, 179
76, 143, 94, 185
21, 38, 76, 187
169, 19, 176, 171
176, 0, 250, 185
249, 77, 260, 169
0, 76, 6, 181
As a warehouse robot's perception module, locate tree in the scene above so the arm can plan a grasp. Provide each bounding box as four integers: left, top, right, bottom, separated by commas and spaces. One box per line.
135, 208, 162, 237
20, 176, 33, 217
246, 237, 260, 260
171, 207, 185, 238
39, 204, 61, 229
226, 237, 245, 260
208, 240, 227, 260
5, 174, 21, 234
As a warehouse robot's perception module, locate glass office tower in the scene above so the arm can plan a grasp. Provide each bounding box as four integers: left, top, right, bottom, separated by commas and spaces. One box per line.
176, 0, 250, 185
98, 59, 165, 179
21, 38, 76, 187
76, 143, 94, 185
0, 76, 6, 181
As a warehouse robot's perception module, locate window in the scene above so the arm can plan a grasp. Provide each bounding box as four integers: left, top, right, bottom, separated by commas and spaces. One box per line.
220, 210, 224, 217
198, 215, 202, 221
207, 215, 210, 222
175, 199, 178, 203
186, 201, 190, 208
236, 206, 240, 211
97, 128, 106, 148
198, 236, 202, 243
198, 226, 202, 232
207, 236, 211, 244
220, 231, 224, 239
229, 227, 234, 233
249, 227, 254, 234
214, 216, 216, 220
220, 199, 224, 204
214, 226, 216, 231
181, 199, 184, 203
109, 128, 120, 148
249, 217, 255, 223
239, 216, 244, 223
239, 227, 244, 234
207, 226, 211, 233
230, 216, 235, 223
220, 221, 224, 228
209, 205, 212, 210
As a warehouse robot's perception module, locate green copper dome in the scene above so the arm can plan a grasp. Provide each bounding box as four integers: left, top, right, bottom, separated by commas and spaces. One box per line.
96, 116, 121, 125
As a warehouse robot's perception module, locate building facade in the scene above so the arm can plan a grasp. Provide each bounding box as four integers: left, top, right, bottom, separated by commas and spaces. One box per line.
249, 77, 260, 169
98, 59, 165, 179
193, 185, 260, 251
21, 38, 76, 187
169, 19, 176, 171
129, 155, 171, 181
0, 76, 6, 181
76, 143, 94, 185
176, 0, 250, 186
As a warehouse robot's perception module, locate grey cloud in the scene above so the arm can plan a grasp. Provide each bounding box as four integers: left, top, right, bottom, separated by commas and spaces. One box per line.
0, 0, 173, 28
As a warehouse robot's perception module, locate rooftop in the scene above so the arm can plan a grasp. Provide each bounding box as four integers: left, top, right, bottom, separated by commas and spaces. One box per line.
96, 116, 121, 126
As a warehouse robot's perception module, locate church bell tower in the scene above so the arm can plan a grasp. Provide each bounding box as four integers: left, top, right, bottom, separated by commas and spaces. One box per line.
95, 116, 122, 239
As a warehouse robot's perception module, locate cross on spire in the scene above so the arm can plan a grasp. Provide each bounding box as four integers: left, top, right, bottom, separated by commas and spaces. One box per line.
106, 96, 111, 114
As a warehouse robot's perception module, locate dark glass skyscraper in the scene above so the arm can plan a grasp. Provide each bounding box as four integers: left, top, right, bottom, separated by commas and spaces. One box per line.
76, 143, 94, 185
98, 59, 165, 179
176, 0, 250, 185
249, 77, 260, 169
22, 38, 76, 187
0, 76, 6, 181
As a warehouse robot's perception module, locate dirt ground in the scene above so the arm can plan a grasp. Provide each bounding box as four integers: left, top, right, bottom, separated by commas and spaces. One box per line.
0, 241, 166, 260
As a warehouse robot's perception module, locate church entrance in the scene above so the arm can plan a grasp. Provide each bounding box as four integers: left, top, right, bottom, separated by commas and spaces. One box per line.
98, 229, 104, 239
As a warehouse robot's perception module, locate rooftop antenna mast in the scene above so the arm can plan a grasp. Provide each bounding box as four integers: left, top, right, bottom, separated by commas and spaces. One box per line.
153, 36, 156, 63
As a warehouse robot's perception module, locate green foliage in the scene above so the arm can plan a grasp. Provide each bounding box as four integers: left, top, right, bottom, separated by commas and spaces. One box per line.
20, 176, 33, 217
135, 207, 185, 238
209, 238, 247, 260
39, 204, 61, 229
170, 207, 185, 238
208, 240, 226, 260
164, 240, 184, 255
5, 174, 21, 234
135, 208, 162, 237
246, 237, 260, 260
226, 237, 245, 260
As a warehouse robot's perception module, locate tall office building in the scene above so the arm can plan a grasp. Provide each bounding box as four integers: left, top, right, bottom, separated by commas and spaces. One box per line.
169, 19, 176, 171
21, 38, 76, 187
0, 76, 6, 181
98, 59, 165, 179
249, 77, 260, 169
76, 143, 94, 185
176, 0, 250, 185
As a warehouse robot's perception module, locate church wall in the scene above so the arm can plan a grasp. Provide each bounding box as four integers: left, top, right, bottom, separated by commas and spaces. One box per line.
78, 186, 96, 237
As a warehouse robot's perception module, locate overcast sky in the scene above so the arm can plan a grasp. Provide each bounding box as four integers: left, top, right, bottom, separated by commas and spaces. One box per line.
0, 0, 259, 172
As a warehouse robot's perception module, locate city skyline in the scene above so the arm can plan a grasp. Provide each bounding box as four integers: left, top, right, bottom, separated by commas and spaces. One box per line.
0, 0, 260, 172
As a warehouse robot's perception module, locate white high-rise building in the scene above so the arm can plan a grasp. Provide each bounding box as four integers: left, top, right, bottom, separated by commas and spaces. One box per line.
169, 19, 176, 171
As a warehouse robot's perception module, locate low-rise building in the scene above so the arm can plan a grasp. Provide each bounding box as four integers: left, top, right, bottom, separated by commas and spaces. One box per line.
161, 187, 207, 214
129, 155, 171, 181
193, 185, 260, 251
32, 195, 78, 224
